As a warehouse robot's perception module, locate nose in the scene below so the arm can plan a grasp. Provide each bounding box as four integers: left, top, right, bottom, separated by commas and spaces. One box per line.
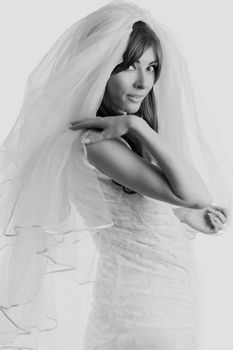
133, 69, 150, 90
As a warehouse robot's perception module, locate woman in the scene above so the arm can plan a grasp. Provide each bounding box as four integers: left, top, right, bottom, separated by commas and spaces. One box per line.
71, 21, 227, 232
70, 19, 228, 350
0, 1, 232, 350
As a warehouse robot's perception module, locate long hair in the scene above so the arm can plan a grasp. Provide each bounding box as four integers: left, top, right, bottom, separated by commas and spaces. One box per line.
97, 20, 163, 194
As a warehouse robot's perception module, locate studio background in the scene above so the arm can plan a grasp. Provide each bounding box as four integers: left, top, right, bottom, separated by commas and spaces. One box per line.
0, 1, 232, 349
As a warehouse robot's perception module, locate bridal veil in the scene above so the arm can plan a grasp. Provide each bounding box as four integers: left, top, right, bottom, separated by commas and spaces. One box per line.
0, 1, 232, 348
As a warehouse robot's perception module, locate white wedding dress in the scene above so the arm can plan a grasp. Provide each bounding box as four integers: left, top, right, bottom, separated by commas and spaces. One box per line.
82, 133, 201, 350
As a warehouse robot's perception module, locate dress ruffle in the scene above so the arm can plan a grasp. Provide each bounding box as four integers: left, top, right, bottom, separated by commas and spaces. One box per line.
81, 131, 201, 350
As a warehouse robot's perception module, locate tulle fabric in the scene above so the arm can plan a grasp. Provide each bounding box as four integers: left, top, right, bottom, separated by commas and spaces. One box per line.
0, 129, 114, 349
0, 0, 232, 349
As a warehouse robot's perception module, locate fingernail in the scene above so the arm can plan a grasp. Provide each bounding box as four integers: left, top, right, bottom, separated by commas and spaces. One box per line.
208, 213, 216, 223
210, 216, 218, 223
81, 138, 91, 144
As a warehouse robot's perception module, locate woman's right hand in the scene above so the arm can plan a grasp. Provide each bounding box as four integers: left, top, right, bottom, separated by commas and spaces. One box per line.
69, 114, 142, 143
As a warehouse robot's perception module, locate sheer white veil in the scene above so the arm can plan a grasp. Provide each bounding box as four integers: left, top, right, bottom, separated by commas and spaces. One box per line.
0, 0, 232, 348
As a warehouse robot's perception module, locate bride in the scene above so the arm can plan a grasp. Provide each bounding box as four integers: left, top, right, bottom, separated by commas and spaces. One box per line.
0, 1, 231, 349
69, 16, 227, 350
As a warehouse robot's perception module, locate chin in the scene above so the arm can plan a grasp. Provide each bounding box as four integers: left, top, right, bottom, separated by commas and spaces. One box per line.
126, 105, 140, 114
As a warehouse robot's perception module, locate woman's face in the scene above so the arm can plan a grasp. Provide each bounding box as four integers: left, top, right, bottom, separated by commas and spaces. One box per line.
106, 46, 158, 114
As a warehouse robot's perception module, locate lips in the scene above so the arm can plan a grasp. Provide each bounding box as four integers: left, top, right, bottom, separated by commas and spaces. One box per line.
127, 95, 144, 103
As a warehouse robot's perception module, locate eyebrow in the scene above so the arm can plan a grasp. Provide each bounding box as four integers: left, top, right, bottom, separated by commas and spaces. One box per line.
135, 59, 158, 65
135, 60, 158, 66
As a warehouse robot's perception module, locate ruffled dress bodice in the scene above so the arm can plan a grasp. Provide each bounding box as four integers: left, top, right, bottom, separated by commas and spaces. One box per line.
82, 134, 201, 350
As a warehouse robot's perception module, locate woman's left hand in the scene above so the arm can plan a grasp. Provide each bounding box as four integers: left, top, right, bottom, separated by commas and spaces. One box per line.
183, 205, 228, 235
69, 115, 138, 143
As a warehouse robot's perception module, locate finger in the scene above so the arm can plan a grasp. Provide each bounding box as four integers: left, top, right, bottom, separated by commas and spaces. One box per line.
206, 213, 217, 230
81, 131, 107, 144
207, 208, 227, 224
209, 215, 224, 230
71, 117, 104, 124
70, 124, 90, 130
70, 118, 84, 124
70, 122, 94, 130
206, 212, 218, 227
70, 125, 102, 131
203, 213, 224, 235
70, 118, 93, 125
209, 218, 220, 233
210, 205, 229, 218
70, 118, 103, 129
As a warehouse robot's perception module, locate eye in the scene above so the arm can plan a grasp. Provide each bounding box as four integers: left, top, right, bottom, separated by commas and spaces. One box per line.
148, 65, 157, 72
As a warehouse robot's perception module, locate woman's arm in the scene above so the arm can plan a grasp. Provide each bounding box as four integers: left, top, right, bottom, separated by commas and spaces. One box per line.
71, 115, 212, 208
172, 207, 186, 223
130, 118, 213, 209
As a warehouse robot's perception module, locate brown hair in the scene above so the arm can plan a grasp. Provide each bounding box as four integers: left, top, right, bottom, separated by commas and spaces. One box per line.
97, 21, 163, 194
